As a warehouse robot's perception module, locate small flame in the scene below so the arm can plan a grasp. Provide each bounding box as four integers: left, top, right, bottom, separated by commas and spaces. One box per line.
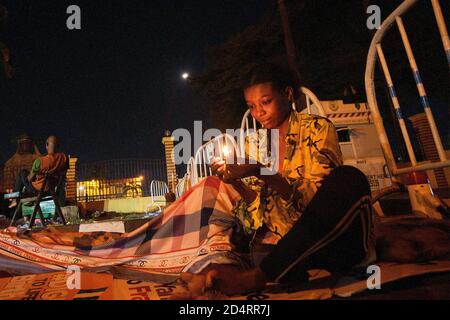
222, 146, 231, 157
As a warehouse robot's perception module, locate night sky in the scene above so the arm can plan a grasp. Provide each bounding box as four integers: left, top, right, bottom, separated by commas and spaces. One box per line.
0, 0, 274, 163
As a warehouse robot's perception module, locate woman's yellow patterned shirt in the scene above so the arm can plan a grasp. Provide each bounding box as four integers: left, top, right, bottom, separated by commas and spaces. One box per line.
234, 111, 343, 241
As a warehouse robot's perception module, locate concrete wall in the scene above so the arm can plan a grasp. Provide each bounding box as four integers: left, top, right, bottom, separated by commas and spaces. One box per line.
80, 196, 167, 214
103, 196, 166, 213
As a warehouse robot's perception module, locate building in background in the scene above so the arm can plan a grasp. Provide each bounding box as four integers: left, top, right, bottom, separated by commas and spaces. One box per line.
306, 100, 392, 192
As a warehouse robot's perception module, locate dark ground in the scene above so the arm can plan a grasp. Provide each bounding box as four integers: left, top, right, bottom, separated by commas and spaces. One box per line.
0, 197, 449, 300
343, 272, 450, 300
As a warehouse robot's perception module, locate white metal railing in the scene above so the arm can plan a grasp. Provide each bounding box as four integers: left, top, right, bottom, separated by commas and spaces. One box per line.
193, 134, 239, 184
175, 176, 186, 199
186, 156, 195, 187
365, 0, 449, 178
150, 180, 169, 198
146, 180, 169, 213
431, 0, 450, 66
300, 87, 327, 117
175, 157, 195, 198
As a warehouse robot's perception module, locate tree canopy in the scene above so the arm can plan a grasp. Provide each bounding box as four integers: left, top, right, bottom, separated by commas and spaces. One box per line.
194, 0, 449, 134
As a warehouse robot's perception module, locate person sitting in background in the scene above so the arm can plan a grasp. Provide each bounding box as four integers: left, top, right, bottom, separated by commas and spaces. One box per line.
9, 136, 69, 208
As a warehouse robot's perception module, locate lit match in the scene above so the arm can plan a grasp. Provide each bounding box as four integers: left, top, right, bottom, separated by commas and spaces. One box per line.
222, 146, 231, 158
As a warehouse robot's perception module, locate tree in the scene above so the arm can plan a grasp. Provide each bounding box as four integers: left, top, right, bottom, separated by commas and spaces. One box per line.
195, 0, 448, 137
193, 11, 285, 131
194, 0, 375, 130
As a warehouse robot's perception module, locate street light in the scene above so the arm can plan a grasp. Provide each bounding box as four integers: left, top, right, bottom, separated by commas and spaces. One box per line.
78, 185, 88, 202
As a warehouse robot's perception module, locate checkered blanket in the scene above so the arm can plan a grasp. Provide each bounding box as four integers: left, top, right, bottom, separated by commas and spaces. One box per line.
0, 177, 249, 278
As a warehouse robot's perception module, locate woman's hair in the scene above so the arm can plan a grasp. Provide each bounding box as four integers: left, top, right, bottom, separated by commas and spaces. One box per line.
242, 62, 300, 93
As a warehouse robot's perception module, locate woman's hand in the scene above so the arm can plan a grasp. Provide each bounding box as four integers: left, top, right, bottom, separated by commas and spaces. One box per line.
210, 157, 261, 183
210, 158, 259, 203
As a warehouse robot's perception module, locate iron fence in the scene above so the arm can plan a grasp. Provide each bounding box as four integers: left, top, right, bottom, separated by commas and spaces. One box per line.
76, 159, 167, 202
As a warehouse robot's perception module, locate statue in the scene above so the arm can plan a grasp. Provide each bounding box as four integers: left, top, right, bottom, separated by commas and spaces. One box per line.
1, 134, 41, 192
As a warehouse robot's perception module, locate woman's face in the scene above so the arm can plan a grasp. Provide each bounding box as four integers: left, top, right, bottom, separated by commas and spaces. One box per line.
244, 82, 291, 129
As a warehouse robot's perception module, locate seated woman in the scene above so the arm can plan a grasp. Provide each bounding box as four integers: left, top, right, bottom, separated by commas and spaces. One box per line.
179, 63, 375, 297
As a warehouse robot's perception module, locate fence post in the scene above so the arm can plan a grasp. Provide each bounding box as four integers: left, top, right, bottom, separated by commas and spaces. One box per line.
162, 132, 177, 193
66, 156, 78, 202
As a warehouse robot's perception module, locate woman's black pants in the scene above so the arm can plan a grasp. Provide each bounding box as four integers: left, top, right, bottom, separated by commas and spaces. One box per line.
259, 165, 373, 283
